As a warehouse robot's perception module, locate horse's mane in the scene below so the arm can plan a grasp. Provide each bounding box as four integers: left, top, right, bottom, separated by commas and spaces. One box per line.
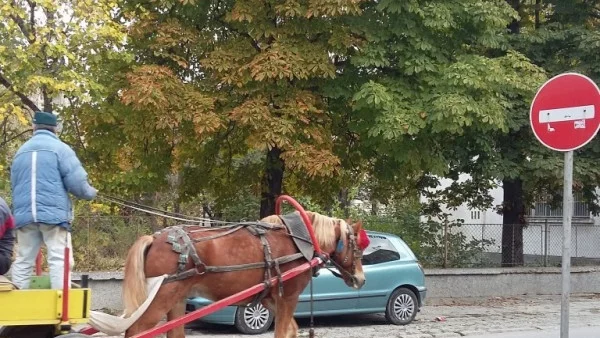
261, 211, 348, 252
310, 211, 348, 252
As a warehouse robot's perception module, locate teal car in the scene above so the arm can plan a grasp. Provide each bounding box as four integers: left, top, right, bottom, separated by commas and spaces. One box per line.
186, 231, 426, 334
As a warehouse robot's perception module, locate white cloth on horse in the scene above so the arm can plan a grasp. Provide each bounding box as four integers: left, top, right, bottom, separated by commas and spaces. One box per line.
88, 274, 166, 336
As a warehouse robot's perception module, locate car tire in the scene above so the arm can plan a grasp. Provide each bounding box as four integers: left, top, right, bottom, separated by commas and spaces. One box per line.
385, 287, 418, 325
234, 303, 274, 334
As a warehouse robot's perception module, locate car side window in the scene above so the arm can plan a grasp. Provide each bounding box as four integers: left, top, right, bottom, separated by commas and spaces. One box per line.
361, 235, 400, 265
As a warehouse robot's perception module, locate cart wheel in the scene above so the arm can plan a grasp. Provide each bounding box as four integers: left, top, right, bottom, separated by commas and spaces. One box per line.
56, 334, 91, 337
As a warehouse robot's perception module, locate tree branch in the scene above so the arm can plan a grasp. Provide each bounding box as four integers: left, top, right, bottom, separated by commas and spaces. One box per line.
0, 71, 41, 112
1, 116, 8, 142
68, 97, 87, 152
213, 16, 263, 53
27, 0, 36, 41
245, 33, 262, 53
0, 129, 33, 148
9, 0, 36, 44
41, 84, 52, 112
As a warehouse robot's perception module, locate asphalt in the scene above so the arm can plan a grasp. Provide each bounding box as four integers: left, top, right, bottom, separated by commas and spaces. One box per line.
179, 294, 600, 338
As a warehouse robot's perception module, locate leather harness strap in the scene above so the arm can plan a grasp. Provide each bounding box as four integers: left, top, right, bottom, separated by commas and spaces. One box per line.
159, 220, 307, 286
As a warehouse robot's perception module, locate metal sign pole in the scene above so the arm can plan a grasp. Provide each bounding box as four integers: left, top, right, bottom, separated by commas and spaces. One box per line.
560, 150, 573, 338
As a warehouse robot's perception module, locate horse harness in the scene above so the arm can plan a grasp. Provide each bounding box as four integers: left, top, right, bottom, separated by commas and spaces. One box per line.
327, 222, 363, 285
155, 212, 362, 303
156, 213, 314, 297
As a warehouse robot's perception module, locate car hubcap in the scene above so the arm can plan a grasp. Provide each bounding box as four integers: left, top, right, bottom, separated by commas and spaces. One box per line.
243, 304, 270, 330
393, 293, 414, 320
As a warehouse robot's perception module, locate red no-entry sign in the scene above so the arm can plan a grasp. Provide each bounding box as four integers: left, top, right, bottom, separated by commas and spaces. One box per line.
530, 72, 600, 151
530, 72, 600, 338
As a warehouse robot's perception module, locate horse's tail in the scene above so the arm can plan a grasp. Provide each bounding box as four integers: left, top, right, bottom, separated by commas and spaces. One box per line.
123, 235, 154, 317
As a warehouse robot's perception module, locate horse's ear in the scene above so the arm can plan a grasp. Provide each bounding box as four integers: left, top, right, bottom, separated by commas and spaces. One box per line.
353, 220, 363, 231
304, 210, 316, 222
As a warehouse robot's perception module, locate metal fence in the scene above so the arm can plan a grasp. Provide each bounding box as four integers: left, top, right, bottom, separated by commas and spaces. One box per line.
57, 215, 600, 271
362, 218, 600, 269
527, 201, 590, 217
454, 221, 600, 268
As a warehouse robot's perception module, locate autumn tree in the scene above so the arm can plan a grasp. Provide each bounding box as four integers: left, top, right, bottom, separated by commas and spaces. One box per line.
82, 0, 367, 218
0, 0, 128, 192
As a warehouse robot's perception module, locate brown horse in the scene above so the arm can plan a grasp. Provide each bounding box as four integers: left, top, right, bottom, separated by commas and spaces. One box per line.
121, 211, 368, 338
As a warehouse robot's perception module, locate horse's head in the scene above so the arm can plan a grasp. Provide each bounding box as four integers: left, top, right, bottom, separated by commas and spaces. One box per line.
308, 212, 369, 289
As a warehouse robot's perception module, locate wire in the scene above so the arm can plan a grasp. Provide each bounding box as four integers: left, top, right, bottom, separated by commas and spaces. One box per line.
97, 195, 209, 224
99, 193, 209, 221
98, 194, 243, 225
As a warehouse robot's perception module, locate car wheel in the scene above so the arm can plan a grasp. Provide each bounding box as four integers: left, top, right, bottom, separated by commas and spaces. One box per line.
234, 303, 274, 334
385, 287, 418, 325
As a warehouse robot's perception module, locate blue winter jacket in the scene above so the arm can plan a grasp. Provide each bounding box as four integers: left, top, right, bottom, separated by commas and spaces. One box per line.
10, 130, 97, 229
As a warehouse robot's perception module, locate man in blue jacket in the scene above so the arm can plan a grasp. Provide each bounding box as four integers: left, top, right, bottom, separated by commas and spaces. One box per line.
10, 111, 97, 289
0, 197, 15, 276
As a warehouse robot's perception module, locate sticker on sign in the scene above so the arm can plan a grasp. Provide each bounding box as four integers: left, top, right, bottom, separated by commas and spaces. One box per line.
539, 105, 594, 123
530, 73, 600, 152
540, 105, 595, 132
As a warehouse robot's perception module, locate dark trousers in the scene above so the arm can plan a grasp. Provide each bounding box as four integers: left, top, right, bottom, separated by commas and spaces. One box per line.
0, 253, 10, 275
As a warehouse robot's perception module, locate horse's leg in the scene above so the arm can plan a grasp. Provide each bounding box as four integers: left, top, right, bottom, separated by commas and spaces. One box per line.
125, 281, 190, 338
166, 299, 187, 338
282, 316, 299, 338
270, 294, 300, 338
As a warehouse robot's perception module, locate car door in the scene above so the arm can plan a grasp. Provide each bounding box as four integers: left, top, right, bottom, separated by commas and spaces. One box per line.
294, 264, 359, 317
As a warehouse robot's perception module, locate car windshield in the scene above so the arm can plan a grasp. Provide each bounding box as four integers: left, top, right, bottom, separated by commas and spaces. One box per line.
362, 234, 400, 265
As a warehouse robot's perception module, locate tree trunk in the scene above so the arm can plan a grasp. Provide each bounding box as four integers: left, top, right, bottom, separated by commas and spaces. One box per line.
42, 85, 53, 112
500, 0, 525, 267
507, 0, 521, 33
535, 0, 541, 29
371, 199, 379, 216
260, 146, 284, 218
339, 188, 350, 219
501, 178, 525, 267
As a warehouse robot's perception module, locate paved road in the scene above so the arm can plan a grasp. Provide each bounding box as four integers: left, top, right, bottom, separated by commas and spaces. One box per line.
175, 293, 600, 338
469, 326, 600, 338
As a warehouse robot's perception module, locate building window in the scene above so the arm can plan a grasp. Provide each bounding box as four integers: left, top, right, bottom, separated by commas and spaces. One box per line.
470, 210, 481, 220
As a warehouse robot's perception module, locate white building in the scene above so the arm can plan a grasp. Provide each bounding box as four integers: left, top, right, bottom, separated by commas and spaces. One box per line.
422, 175, 600, 262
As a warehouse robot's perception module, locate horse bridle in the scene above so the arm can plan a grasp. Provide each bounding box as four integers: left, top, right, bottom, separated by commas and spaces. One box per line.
327, 222, 363, 285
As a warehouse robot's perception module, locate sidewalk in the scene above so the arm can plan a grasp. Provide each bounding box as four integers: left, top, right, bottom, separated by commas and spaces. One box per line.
469, 326, 600, 338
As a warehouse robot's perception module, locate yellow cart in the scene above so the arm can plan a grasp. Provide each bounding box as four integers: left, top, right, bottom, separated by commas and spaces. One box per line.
0, 249, 92, 338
